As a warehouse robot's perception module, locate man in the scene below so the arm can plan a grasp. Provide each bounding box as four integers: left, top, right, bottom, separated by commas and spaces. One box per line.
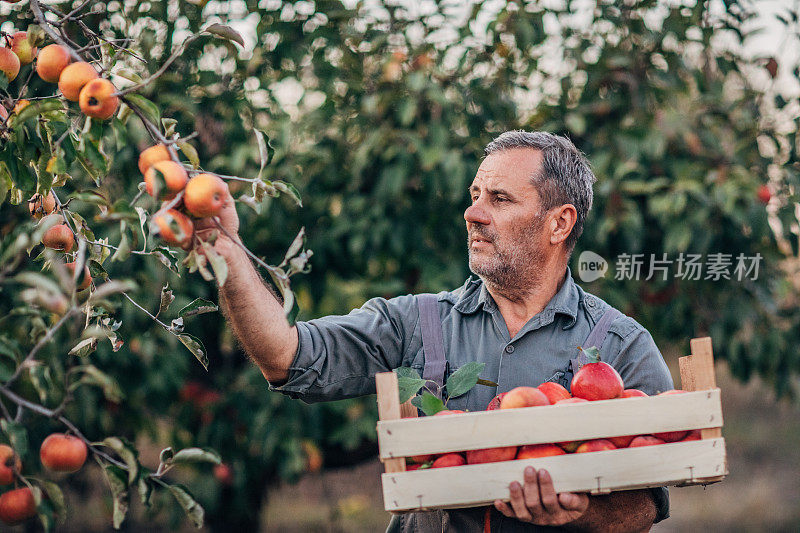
200, 131, 674, 531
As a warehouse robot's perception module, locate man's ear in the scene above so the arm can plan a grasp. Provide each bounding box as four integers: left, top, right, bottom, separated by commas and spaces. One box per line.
550, 204, 578, 246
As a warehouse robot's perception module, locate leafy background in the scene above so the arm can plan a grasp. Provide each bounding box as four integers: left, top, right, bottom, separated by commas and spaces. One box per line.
1, 0, 799, 530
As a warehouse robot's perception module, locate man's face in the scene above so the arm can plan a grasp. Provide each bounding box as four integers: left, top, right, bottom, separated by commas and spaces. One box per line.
465, 148, 549, 291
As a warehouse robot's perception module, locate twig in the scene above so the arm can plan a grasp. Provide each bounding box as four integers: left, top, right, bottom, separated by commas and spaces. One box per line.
122, 293, 169, 330
5, 308, 79, 388
114, 34, 203, 97
29, 0, 83, 62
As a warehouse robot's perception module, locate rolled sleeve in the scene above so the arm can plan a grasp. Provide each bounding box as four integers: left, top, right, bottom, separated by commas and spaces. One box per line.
268, 294, 418, 403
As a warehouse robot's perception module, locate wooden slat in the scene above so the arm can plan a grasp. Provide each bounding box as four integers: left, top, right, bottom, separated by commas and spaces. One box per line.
399, 399, 418, 419
377, 390, 722, 459
686, 337, 722, 439
375, 372, 406, 473
382, 439, 727, 512
678, 356, 696, 392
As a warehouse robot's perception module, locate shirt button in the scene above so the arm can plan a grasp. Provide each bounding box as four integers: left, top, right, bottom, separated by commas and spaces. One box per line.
505, 345, 515, 354
587, 299, 595, 307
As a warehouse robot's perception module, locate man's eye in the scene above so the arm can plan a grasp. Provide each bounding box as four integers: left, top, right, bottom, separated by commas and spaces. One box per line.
496, 197, 508, 202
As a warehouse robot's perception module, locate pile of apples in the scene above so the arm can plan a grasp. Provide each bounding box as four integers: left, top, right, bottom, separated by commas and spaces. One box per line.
406, 357, 699, 470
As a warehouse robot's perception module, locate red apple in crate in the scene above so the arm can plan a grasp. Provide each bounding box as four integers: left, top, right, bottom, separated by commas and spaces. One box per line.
431, 453, 466, 468
517, 444, 566, 459
537, 382, 571, 404
575, 439, 617, 453
500, 386, 549, 409
652, 390, 689, 441
554, 397, 589, 405
486, 392, 507, 411
571, 347, 624, 401
406, 463, 422, 471
629, 436, 666, 447
435, 409, 466, 416
607, 435, 636, 448
553, 397, 589, 452
466, 446, 517, 465
681, 430, 702, 441
621, 389, 648, 398
408, 453, 435, 464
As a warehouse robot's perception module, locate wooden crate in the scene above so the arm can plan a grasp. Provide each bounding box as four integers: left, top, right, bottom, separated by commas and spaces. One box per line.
375, 336, 727, 512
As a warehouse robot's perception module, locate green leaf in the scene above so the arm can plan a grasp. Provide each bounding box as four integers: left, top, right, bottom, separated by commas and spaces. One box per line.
178, 298, 219, 318
69, 365, 124, 403
177, 334, 209, 370
169, 447, 221, 465
0, 420, 29, 459
68, 337, 98, 357
101, 437, 139, 485
199, 241, 228, 287
88, 280, 137, 305
445, 361, 485, 398
205, 23, 244, 47
125, 94, 161, 125
159, 447, 174, 465
28, 363, 54, 403
578, 346, 601, 363
137, 476, 153, 508
272, 180, 302, 207
411, 392, 445, 416
157, 284, 174, 317
178, 141, 200, 169
394, 367, 426, 403
98, 461, 129, 529
168, 484, 205, 528
14, 99, 64, 126
282, 227, 305, 265
254, 129, 274, 181
38, 480, 66, 524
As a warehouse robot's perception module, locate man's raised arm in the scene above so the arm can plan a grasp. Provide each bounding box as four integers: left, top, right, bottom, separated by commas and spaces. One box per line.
195, 192, 297, 383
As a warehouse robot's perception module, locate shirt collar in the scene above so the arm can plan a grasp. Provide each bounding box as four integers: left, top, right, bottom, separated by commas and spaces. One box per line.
453, 268, 580, 328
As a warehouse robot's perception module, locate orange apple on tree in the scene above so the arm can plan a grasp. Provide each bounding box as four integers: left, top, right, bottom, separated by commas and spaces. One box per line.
58, 61, 98, 101
0, 445, 21, 485
40, 433, 88, 472
0, 487, 36, 526
9, 32, 37, 64
36, 43, 71, 82
0, 47, 20, 82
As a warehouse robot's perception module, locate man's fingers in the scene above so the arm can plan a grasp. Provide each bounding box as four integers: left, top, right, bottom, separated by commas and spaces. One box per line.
494, 500, 514, 518
508, 481, 534, 521
536, 469, 562, 514
522, 466, 544, 515
558, 492, 590, 512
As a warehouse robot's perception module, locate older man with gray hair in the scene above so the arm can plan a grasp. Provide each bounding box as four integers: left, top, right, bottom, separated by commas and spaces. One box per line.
201, 130, 674, 532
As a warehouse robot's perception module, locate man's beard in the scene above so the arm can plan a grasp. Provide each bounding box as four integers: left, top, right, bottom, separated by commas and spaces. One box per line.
467, 214, 547, 297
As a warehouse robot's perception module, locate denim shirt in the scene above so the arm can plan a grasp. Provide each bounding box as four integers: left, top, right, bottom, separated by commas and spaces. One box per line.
269, 268, 674, 531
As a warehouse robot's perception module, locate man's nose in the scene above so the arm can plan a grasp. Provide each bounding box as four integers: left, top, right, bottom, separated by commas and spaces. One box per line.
464, 202, 490, 226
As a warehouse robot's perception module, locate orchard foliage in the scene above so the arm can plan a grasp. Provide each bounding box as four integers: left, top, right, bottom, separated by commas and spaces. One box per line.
0, 0, 799, 531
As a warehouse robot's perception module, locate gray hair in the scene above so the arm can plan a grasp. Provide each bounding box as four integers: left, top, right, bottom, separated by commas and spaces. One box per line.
484, 130, 596, 252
